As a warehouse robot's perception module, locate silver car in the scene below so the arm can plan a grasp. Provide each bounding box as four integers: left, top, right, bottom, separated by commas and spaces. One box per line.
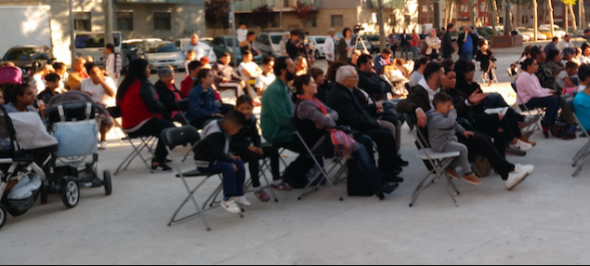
255, 32, 284, 57
137, 41, 185, 71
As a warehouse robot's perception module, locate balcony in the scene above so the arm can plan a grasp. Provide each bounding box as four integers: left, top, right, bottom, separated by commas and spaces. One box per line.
369, 0, 404, 9
234, 0, 318, 12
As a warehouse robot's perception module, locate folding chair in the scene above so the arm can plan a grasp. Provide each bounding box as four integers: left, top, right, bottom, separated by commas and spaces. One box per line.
511, 82, 545, 136
290, 119, 345, 201
111, 107, 157, 175
162, 126, 228, 231
404, 113, 461, 207
479, 68, 499, 85
572, 113, 590, 177
175, 99, 191, 126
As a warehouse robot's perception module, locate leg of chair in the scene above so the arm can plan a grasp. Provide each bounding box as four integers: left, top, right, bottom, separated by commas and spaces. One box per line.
168, 176, 212, 231
259, 166, 279, 203
573, 154, 590, 177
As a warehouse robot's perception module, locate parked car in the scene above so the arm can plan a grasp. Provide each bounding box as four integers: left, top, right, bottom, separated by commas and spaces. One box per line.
538, 28, 555, 39
174, 38, 217, 63
122, 38, 162, 74
0, 45, 55, 75
517, 28, 548, 40
567, 26, 584, 36
74, 32, 122, 66
511, 29, 531, 42
540, 24, 567, 38
209, 36, 262, 65
304, 36, 328, 59
255, 32, 284, 58
360, 33, 387, 53
135, 41, 185, 72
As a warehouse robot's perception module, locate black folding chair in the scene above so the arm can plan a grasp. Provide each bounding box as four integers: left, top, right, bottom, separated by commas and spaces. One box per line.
404, 113, 461, 207
175, 99, 191, 126
111, 106, 156, 175
161, 126, 229, 231
572, 112, 590, 177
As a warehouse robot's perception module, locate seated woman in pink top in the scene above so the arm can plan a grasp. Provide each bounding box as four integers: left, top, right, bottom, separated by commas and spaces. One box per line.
516, 58, 560, 137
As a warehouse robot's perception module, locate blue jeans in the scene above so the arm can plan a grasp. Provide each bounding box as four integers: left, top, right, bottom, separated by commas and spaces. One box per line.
198, 159, 246, 199
525, 96, 561, 126
484, 93, 510, 108
411, 46, 419, 60
461, 52, 473, 61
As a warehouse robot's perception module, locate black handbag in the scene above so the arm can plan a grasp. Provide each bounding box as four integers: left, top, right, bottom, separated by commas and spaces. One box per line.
347, 160, 374, 197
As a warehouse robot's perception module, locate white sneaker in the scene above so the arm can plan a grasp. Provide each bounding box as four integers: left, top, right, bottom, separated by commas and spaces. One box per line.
231, 196, 251, 207
99, 141, 108, 150
509, 139, 533, 152
506, 164, 534, 190
221, 200, 241, 214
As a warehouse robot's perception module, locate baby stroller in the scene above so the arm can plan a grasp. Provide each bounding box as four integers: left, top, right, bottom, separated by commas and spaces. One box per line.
42, 92, 112, 208
0, 104, 57, 229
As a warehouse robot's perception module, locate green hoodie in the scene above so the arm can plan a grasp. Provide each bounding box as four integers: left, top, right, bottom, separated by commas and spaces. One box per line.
261, 78, 294, 143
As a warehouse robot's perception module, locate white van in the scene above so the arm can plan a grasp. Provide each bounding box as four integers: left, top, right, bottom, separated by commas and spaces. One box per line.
74, 32, 122, 65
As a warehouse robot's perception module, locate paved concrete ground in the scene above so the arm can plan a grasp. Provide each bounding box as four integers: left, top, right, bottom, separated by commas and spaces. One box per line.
2, 47, 590, 264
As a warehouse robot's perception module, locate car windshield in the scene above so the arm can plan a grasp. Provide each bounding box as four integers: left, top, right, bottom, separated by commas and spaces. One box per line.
315, 38, 326, 44
270, 35, 283, 44
147, 43, 177, 53
75, 33, 121, 48
3, 48, 48, 61
365, 35, 379, 42
225, 37, 238, 47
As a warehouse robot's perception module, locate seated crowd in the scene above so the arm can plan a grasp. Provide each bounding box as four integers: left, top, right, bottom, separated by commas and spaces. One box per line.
7, 31, 590, 217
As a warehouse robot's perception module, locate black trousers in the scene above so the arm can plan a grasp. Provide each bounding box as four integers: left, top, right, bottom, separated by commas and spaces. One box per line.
457, 133, 515, 180
234, 146, 281, 188
190, 115, 219, 129
274, 136, 318, 189
362, 128, 399, 172
128, 118, 175, 163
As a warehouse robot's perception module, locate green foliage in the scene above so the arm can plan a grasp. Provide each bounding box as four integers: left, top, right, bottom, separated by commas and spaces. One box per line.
251, 5, 276, 29
205, 0, 230, 29
292, 1, 318, 25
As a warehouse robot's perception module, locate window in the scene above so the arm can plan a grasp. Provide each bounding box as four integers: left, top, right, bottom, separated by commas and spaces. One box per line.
305, 18, 317, 28
154, 12, 171, 30
282, 0, 290, 8
331, 15, 343, 27
117, 12, 133, 31
74, 12, 91, 31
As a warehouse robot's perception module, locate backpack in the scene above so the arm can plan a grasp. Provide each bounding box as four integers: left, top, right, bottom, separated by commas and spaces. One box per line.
553, 123, 577, 140
471, 154, 492, 177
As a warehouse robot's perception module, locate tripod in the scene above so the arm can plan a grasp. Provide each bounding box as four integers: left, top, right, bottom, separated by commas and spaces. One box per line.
354, 35, 369, 54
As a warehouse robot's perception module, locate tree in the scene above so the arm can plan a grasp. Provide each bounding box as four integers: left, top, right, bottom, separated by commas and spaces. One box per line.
292, 0, 318, 27
467, 0, 477, 28
548, 0, 555, 38
251, 5, 276, 30
562, 0, 578, 35
488, 0, 500, 35
205, 0, 231, 36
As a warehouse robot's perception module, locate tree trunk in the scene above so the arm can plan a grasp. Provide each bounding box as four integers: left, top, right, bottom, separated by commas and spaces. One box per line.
566, 4, 569, 34
450, 1, 455, 25
488, 0, 499, 36
534, 0, 538, 40
505, 0, 512, 36
570, 4, 578, 36
444, 1, 450, 27
104, 0, 114, 46
468, 0, 477, 28
548, 0, 555, 38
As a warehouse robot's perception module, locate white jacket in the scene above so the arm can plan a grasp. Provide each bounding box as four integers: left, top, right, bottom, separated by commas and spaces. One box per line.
323, 36, 336, 61
556, 40, 571, 52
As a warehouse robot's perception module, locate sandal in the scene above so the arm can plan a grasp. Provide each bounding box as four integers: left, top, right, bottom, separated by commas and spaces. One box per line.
253, 189, 270, 202
271, 180, 292, 191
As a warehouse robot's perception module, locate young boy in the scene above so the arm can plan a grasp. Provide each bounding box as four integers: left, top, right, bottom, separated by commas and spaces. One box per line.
427, 93, 482, 185
556, 61, 580, 94
231, 95, 291, 202
193, 110, 249, 214
37, 73, 61, 104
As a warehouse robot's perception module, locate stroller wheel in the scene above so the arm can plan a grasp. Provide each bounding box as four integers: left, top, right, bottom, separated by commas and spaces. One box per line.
103, 170, 112, 196
40, 182, 49, 205
61, 179, 79, 209
0, 204, 7, 229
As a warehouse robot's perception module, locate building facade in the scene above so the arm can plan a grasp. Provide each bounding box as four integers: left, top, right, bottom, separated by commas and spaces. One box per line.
0, 0, 205, 64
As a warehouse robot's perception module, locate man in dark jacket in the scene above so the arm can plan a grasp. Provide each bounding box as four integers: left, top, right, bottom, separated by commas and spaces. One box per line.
442, 24, 455, 60
327, 65, 403, 180
286, 30, 304, 60
211, 53, 246, 98
399, 30, 410, 61
396, 62, 532, 189
457, 26, 479, 61
357, 54, 391, 101
155, 67, 183, 123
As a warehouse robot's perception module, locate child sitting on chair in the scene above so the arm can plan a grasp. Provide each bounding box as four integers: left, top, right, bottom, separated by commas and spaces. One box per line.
193, 110, 249, 215
426, 93, 482, 185
231, 95, 291, 203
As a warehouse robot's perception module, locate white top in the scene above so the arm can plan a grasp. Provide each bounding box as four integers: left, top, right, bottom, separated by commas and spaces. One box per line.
105, 54, 116, 76
323, 36, 336, 61
579, 84, 587, 92
80, 77, 117, 107
30, 74, 45, 94
181, 42, 212, 61
237, 29, 248, 43
580, 55, 590, 65
344, 38, 354, 58
254, 72, 276, 91
418, 77, 440, 110
238, 61, 261, 80
555, 70, 570, 89
556, 40, 571, 52
409, 71, 423, 87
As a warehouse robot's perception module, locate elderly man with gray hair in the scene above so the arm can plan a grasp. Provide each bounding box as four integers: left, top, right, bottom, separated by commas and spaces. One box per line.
323, 28, 337, 65
326, 66, 404, 181
154, 67, 183, 123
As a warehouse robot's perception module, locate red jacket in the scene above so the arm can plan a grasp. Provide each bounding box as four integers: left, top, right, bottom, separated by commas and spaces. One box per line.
120, 79, 162, 129
180, 76, 195, 98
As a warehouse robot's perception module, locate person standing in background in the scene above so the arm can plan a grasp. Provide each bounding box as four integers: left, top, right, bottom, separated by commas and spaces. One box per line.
457, 26, 479, 61
237, 22, 248, 44
279, 31, 290, 57
323, 28, 337, 65
442, 24, 455, 60
410, 29, 420, 61
399, 30, 410, 61
388, 30, 399, 58
337, 28, 355, 64
425, 29, 441, 60
103, 43, 121, 85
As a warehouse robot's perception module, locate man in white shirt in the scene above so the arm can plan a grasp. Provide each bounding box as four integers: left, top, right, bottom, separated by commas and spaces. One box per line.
74, 63, 116, 149
237, 23, 248, 43
181, 33, 213, 61
255, 56, 276, 95
556, 35, 572, 53
323, 28, 337, 65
